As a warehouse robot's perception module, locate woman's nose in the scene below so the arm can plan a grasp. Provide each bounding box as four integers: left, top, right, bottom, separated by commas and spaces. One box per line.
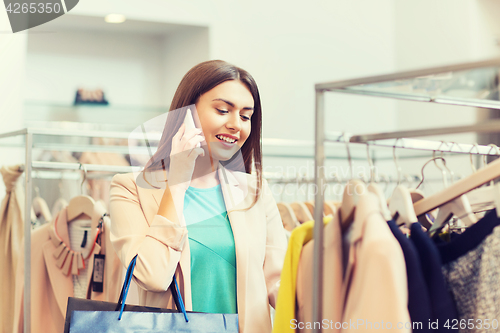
225, 113, 241, 131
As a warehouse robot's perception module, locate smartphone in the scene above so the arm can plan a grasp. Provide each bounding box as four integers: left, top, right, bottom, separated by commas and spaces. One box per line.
184, 108, 201, 148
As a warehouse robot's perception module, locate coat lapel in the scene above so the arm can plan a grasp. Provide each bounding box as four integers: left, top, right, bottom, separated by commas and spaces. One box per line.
218, 164, 249, 327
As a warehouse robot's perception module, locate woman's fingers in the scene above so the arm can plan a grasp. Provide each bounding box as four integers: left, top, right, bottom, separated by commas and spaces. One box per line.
173, 123, 186, 140
179, 129, 204, 151
188, 147, 205, 159
181, 128, 203, 143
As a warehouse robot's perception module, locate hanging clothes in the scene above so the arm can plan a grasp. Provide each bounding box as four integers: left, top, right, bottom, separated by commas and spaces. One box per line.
388, 220, 432, 332
410, 223, 459, 332
0, 165, 25, 333
273, 217, 332, 333
12, 201, 123, 333
340, 192, 410, 332
296, 211, 342, 332
433, 209, 500, 333
79, 149, 130, 208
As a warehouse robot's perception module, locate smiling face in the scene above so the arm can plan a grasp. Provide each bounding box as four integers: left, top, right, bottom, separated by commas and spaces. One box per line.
195, 80, 254, 162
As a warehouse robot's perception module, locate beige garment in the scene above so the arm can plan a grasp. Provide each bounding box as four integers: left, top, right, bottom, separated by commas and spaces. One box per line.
0, 165, 24, 333
296, 211, 343, 332
109, 164, 288, 333
340, 192, 410, 332
13, 201, 123, 333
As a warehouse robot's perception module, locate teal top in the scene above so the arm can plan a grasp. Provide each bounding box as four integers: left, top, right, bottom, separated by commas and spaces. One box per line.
183, 184, 237, 314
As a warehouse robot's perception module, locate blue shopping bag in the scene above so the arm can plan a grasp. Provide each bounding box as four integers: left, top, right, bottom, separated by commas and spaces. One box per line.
65, 256, 239, 333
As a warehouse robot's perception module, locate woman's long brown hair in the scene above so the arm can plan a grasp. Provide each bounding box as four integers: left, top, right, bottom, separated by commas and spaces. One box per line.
143, 60, 263, 210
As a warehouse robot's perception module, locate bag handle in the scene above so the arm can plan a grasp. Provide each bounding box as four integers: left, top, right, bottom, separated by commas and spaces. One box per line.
117, 255, 189, 322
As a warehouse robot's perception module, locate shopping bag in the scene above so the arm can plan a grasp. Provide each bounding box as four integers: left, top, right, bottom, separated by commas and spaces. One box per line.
64, 255, 239, 333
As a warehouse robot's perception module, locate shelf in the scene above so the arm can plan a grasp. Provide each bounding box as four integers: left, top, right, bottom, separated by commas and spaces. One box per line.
24, 101, 169, 129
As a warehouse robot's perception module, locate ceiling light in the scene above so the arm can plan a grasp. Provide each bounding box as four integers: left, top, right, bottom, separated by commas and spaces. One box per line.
105, 14, 126, 24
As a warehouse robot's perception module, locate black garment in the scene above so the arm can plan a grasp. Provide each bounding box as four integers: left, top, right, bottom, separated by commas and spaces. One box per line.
410, 223, 459, 332
433, 209, 500, 264
432, 210, 500, 333
388, 221, 432, 332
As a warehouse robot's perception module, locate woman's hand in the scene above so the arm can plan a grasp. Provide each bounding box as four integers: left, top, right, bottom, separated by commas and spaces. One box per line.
167, 123, 205, 194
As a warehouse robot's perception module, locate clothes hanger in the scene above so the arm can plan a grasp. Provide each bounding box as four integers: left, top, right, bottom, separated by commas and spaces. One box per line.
415, 152, 477, 234
410, 143, 452, 228
277, 202, 300, 231
339, 133, 366, 231
52, 173, 69, 217
413, 145, 500, 227
388, 139, 417, 227
290, 202, 313, 223
323, 200, 336, 217
465, 144, 500, 217
290, 174, 313, 223
32, 185, 53, 223
304, 201, 314, 216
67, 163, 95, 222
276, 182, 300, 231
365, 142, 392, 221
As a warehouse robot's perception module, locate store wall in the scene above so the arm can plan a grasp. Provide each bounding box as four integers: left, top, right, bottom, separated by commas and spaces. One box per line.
25, 31, 167, 106
3, 1, 500, 200
71, 0, 398, 140
0, 11, 28, 197
162, 27, 210, 107
383, 0, 500, 192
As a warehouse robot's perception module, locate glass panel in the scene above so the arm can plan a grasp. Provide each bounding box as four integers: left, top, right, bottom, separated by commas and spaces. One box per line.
337, 66, 500, 108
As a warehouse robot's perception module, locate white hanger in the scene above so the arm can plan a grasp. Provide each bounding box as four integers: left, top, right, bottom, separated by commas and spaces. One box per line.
67, 164, 95, 222
339, 134, 366, 231
388, 140, 417, 227
365, 143, 392, 221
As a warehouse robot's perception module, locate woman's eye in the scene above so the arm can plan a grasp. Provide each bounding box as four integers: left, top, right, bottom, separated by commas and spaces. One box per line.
216, 108, 228, 114
241, 115, 250, 121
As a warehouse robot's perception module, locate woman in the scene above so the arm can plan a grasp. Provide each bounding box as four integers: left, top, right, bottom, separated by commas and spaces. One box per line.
109, 60, 287, 332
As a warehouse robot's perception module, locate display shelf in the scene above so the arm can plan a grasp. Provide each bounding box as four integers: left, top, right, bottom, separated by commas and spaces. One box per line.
24, 100, 169, 129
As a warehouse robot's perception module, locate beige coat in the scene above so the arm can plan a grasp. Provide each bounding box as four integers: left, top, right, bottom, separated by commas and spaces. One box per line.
109, 165, 288, 333
296, 192, 410, 332
13, 201, 123, 333
0, 165, 24, 333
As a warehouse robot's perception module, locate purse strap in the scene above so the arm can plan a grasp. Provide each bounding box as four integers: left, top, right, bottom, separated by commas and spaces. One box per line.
116, 255, 189, 322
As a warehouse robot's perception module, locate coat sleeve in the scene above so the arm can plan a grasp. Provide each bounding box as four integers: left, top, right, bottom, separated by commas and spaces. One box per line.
109, 173, 188, 292
261, 178, 288, 308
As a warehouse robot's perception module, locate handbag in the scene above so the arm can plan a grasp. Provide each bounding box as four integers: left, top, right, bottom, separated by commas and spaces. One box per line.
64, 255, 239, 333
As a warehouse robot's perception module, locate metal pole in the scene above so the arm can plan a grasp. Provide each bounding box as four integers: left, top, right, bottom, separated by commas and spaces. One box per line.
312, 90, 325, 332
23, 132, 32, 333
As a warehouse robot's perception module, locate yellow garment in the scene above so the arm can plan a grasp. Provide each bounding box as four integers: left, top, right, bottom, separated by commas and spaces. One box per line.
273, 216, 332, 333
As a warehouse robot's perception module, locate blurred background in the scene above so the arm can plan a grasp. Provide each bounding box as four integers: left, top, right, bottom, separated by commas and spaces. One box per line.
1, 0, 500, 204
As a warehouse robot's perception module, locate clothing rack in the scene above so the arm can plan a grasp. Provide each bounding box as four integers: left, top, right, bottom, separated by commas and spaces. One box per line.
312, 57, 500, 332
2, 126, 426, 333
0, 128, 146, 333
2, 117, 500, 333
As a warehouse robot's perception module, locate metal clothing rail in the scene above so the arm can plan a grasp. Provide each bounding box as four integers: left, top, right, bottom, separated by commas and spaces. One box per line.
313, 58, 500, 332
1, 125, 499, 333
0, 128, 150, 333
